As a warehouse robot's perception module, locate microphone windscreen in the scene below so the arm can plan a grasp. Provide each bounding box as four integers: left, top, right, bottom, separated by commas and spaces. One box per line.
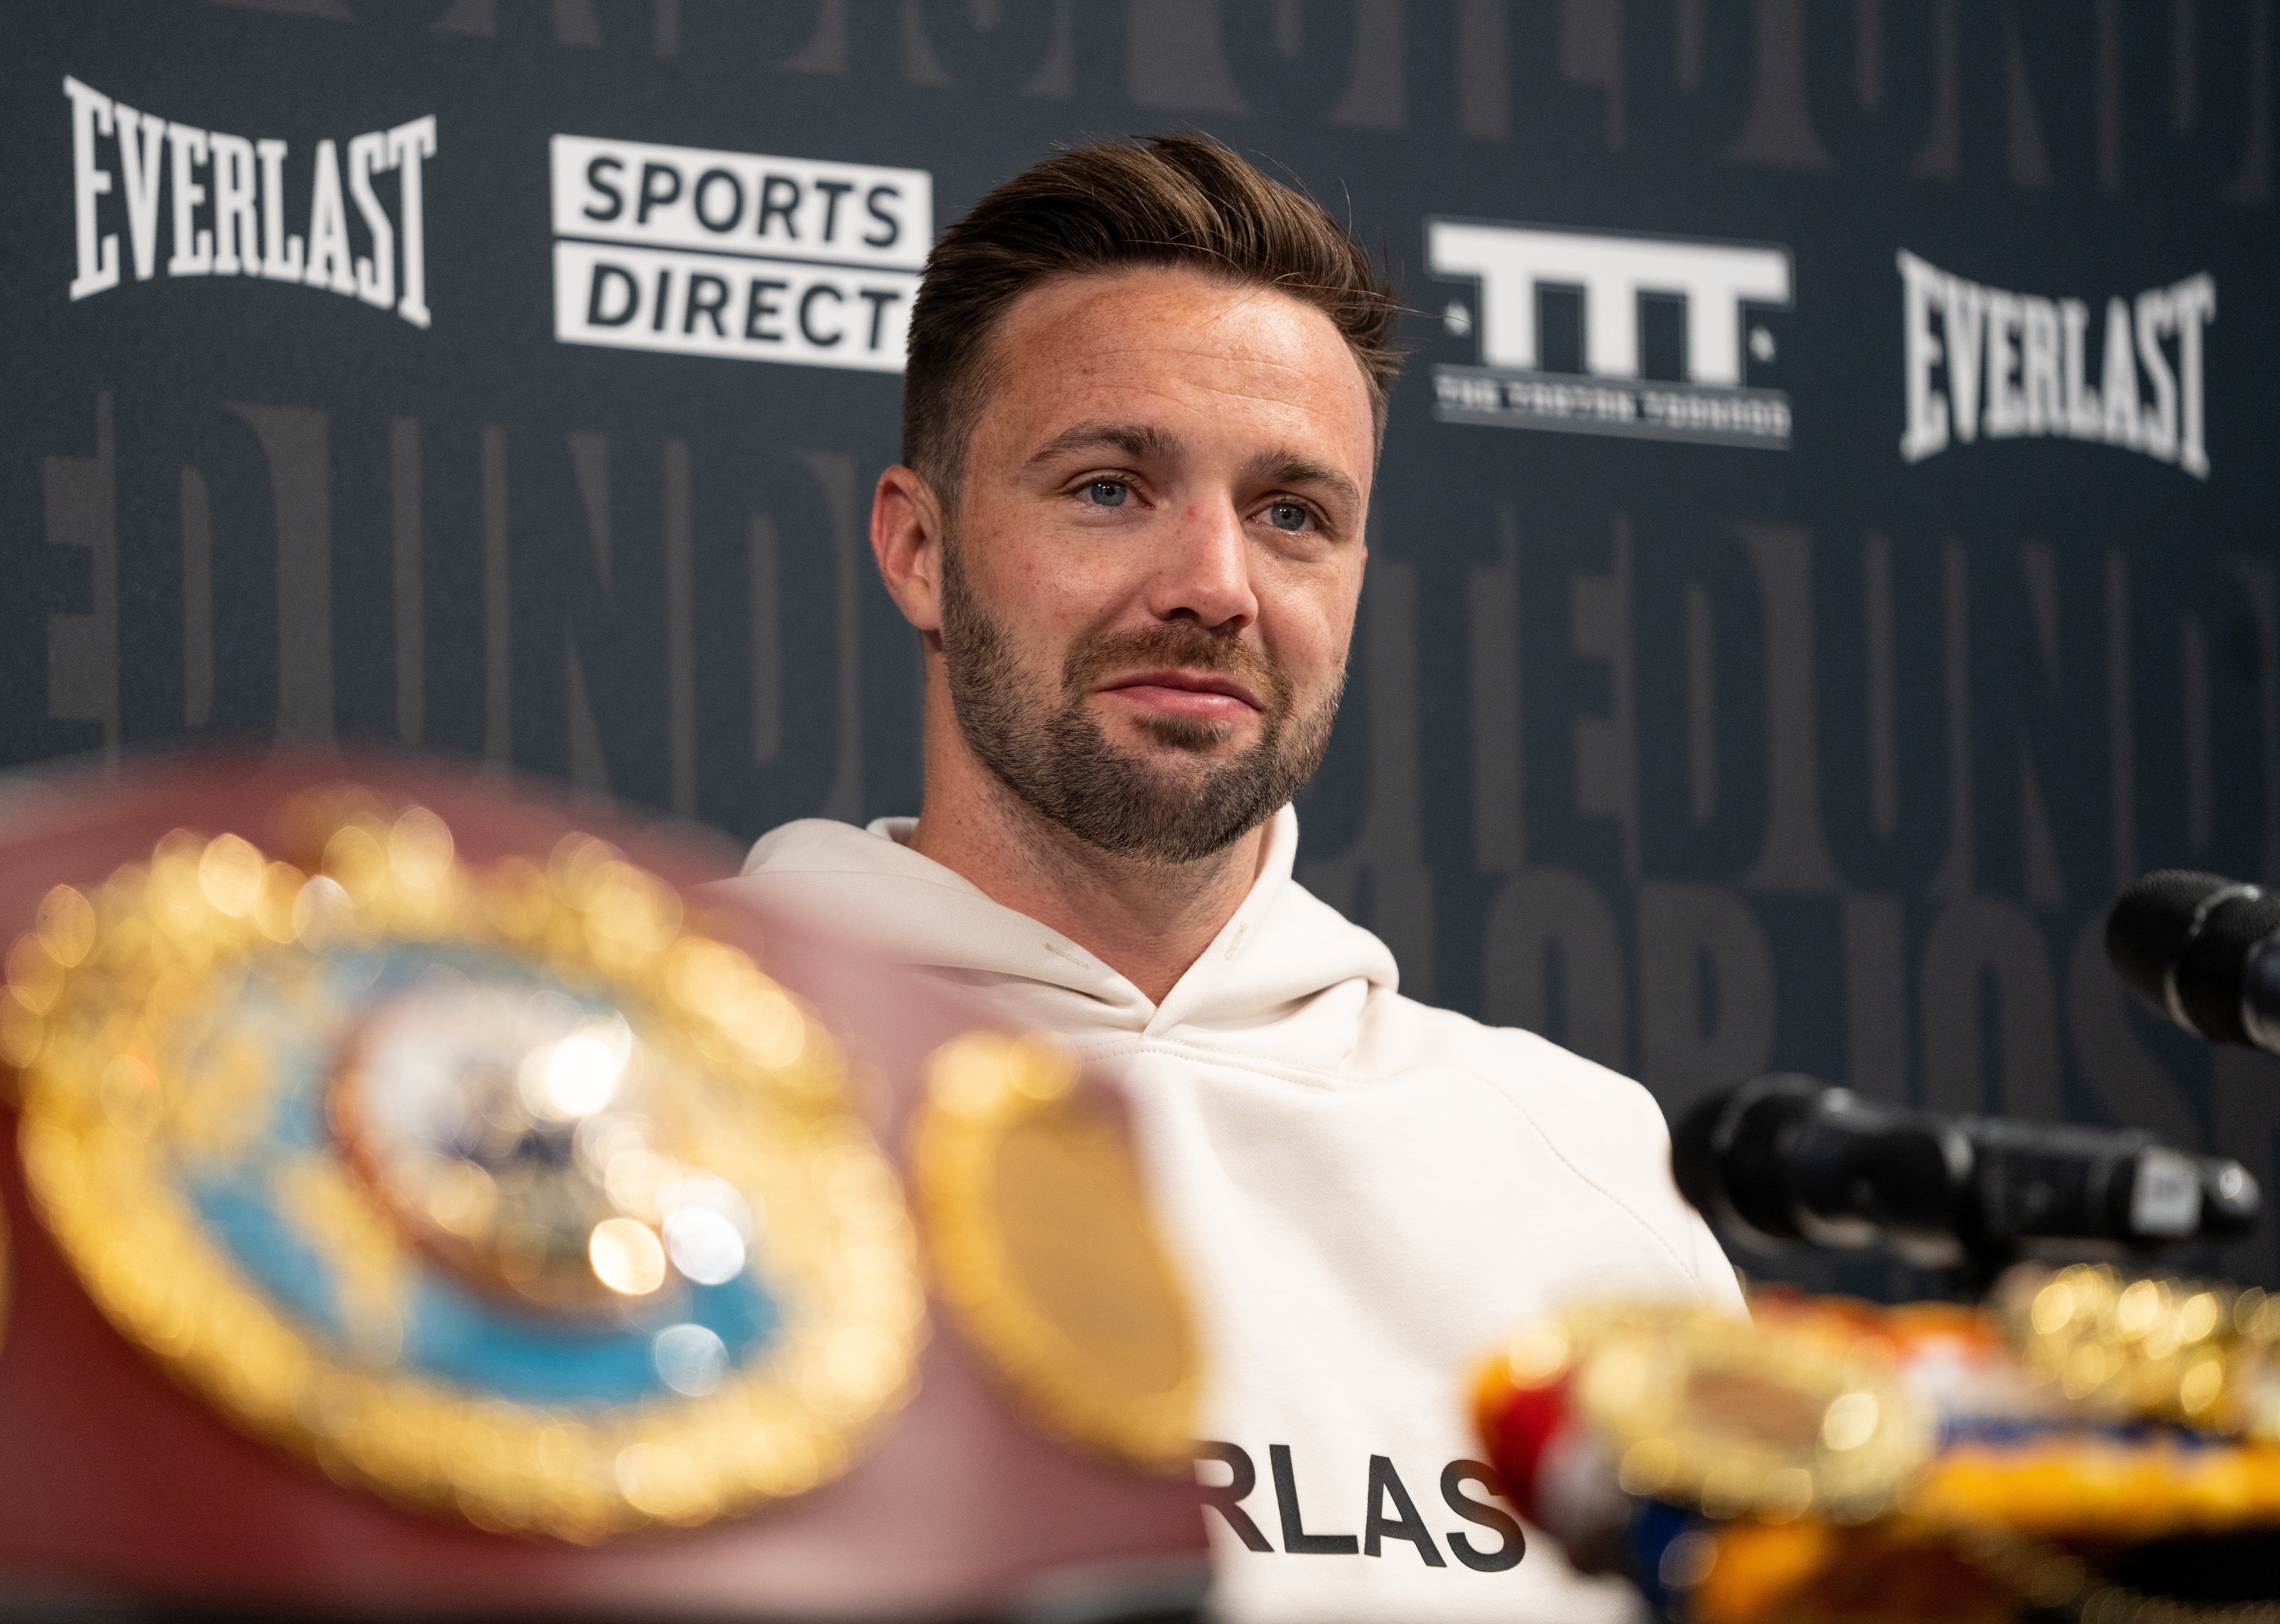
2106, 869, 2233, 1011
1670, 1075, 1822, 1247
1670, 1089, 1730, 1227
2178, 887, 2280, 1045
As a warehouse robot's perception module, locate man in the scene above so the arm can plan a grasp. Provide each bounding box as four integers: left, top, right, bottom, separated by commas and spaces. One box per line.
724, 137, 1739, 1622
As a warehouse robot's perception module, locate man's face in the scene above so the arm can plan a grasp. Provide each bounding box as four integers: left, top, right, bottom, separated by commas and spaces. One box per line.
933, 266, 1375, 864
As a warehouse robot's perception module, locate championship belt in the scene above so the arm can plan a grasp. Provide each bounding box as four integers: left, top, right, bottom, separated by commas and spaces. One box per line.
1989, 1261, 2280, 1443
912, 1030, 1199, 1472
1475, 1295, 1937, 1590
1478, 1284, 2280, 1624
0, 752, 1205, 1619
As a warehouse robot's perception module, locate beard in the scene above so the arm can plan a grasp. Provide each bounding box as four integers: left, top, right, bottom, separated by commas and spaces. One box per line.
936, 538, 1343, 865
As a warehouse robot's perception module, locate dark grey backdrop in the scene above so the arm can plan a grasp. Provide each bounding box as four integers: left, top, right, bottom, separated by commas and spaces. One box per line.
7, 0, 2278, 1293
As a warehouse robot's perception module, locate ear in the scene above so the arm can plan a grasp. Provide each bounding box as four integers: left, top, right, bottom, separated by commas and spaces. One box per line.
870, 464, 948, 634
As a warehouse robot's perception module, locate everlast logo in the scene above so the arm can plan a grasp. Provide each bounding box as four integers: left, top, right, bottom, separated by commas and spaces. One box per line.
550, 135, 929, 373
1427, 220, 1794, 450
1196, 1442, 1524, 1573
63, 76, 436, 328
1897, 250, 2215, 479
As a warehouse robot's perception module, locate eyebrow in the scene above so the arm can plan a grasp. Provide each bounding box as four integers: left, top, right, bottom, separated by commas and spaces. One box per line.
1244, 451, 1361, 514
1020, 420, 1181, 472
1021, 420, 1364, 513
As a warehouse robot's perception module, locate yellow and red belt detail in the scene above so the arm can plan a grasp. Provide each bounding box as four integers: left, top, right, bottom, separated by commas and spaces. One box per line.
1476, 1278, 2280, 1622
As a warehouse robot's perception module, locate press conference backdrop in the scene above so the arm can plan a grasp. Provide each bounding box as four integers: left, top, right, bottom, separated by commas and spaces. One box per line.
6, 1, 2278, 1294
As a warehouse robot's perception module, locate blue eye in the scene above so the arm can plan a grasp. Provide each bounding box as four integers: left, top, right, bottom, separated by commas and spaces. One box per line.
1087, 479, 1129, 507
1267, 503, 1309, 533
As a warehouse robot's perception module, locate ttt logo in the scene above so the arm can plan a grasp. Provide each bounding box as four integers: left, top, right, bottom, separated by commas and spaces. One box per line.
1427, 220, 1793, 450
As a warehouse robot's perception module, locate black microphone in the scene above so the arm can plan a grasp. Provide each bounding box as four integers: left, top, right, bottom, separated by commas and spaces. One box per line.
1673, 1074, 2259, 1273
2106, 869, 2280, 1051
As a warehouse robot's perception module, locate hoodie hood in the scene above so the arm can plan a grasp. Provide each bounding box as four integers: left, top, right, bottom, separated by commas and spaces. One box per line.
717, 806, 1397, 1061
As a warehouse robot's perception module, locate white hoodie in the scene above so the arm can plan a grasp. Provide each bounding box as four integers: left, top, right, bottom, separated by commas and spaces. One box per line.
724, 807, 1742, 1624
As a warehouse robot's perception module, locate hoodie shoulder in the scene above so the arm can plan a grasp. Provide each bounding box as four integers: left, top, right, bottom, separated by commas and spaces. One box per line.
1357, 995, 1736, 1302
742, 816, 936, 880
1361, 997, 1672, 1162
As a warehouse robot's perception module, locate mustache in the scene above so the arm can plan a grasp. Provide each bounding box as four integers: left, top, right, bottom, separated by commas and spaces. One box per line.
1061, 623, 1292, 711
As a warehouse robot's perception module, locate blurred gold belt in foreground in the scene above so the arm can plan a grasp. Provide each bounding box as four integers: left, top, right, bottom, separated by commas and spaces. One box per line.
7, 792, 924, 1539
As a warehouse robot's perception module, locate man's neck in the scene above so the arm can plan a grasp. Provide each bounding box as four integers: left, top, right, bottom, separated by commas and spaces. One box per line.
905, 702, 1266, 1006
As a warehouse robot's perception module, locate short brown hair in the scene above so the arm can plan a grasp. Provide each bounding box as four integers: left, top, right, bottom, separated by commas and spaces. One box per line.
902, 135, 1402, 498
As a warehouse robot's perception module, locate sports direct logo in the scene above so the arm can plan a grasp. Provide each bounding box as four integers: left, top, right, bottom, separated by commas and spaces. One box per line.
1427, 220, 1794, 449
550, 135, 929, 373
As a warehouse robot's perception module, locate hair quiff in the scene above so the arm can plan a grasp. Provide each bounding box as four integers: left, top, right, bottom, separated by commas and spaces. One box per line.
901, 135, 1402, 496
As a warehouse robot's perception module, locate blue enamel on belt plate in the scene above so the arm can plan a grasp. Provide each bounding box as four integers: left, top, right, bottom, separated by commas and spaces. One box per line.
2, 797, 922, 1540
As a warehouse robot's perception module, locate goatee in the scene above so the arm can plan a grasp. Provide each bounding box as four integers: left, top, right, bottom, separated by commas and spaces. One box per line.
936, 540, 1342, 865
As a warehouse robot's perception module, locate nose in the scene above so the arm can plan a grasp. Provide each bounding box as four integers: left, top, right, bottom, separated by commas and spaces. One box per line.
1148, 499, 1258, 633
